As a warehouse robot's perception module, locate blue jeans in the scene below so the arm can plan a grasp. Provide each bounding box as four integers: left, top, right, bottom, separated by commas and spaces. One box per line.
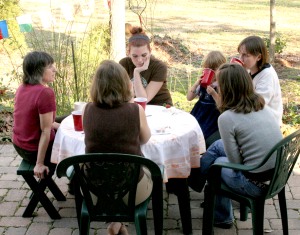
200, 140, 266, 224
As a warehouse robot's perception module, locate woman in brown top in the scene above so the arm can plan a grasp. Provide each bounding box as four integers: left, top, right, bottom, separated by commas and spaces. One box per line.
119, 26, 173, 106
83, 60, 152, 235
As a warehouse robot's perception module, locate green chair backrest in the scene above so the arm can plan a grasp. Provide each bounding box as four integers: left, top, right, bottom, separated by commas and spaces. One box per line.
267, 129, 300, 199
56, 153, 163, 222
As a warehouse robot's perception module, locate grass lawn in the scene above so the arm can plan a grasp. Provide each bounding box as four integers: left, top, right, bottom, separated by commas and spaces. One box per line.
126, 0, 300, 129
1, 0, 299, 141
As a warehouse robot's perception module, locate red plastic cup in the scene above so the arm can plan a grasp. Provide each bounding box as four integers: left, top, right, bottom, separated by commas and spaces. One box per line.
72, 111, 83, 131
134, 97, 147, 110
230, 57, 244, 66
200, 68, 215, 88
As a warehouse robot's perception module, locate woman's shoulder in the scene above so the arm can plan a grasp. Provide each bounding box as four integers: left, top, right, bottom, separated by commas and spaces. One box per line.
256, 64, 278, 79
124, 102, 139, 112
219, 110, 239, 123
150, 56, 166, 66
119, 57, 132, 66
149, 56, 167, 72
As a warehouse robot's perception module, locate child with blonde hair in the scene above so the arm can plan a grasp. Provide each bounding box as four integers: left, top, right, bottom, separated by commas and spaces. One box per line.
187, 51, 226, 192
187, 50, 226, 147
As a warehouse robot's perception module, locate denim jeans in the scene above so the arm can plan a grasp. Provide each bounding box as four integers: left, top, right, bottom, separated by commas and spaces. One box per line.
200, 139, 266, 224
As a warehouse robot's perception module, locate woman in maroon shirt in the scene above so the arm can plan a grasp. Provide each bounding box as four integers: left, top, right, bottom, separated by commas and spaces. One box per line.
13, 51, 59, 179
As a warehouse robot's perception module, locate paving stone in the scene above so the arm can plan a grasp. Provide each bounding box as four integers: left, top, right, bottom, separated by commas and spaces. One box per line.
4, 227, 27, 235
1, 143, 300, 234
5, 189, 27, 202
48, 227, 74, 235
26, 223, 50, 235
0, 217, 31, 227
0, 202, 19, 216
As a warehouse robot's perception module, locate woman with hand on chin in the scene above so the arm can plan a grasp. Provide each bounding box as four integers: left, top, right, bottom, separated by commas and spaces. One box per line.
119, 26, 173, 106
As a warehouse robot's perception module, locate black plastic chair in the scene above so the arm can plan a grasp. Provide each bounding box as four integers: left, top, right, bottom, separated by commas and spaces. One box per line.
56, 153, 164, 235
202, 129, 300, 235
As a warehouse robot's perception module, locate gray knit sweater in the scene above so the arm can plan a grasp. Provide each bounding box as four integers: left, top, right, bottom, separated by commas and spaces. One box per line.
218, 106, 282, 174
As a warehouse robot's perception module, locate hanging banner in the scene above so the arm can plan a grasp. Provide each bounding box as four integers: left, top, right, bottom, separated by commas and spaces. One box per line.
16, 14, 33, 32
0, 20, 9, 39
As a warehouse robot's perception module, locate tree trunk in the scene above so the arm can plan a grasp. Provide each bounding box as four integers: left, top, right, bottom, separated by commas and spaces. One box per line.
270, 0, 276, 63
110, 0, 126, 62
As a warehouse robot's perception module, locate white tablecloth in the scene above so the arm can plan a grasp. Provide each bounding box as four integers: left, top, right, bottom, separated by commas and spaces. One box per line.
51, 105, 206, 182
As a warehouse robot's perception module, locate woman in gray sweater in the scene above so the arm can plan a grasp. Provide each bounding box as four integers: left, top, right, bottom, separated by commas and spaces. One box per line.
200, 63, 282, 229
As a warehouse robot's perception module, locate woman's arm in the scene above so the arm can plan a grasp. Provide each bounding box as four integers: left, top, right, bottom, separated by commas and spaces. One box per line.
138, 105, 151, 144
133, 55, 165, 102
35, 112, 53, 179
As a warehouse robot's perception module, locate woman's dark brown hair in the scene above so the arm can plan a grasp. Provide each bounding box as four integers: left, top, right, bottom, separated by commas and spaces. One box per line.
217, 63, 265, 114
90, 60, 132, 107
22, 51, 54, 85
237, 36, 269, 71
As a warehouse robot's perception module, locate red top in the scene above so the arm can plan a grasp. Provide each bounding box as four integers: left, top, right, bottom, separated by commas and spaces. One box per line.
13, 84, 56, 151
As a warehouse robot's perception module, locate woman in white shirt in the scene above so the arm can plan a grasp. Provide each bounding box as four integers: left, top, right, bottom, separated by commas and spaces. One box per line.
237, 35, 283, 126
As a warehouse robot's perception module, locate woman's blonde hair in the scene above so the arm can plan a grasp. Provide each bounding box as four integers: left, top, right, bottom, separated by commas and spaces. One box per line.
90, 60, 132, 107
202, 51, 226, 70
217, 63, 265, 114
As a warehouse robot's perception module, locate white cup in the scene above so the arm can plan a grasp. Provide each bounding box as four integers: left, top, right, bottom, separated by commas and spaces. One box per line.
74, 102, 87, 111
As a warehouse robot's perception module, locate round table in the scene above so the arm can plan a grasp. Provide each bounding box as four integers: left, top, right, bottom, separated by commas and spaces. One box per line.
51, 104, 206, 234
51, 105, 206, 181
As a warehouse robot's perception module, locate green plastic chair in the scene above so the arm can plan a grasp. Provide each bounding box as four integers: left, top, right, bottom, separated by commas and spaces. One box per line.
56, 153, 164, 235
202, 129, 300, 235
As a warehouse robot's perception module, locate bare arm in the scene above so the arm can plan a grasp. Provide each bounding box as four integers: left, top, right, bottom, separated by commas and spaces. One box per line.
187, 78, 201, 101
139, 105, 151, 144
133, 55, 164, 102
35, 112, 53, 179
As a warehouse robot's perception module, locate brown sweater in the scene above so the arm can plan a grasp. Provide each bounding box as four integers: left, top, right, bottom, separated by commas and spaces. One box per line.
83, 102, 142, 156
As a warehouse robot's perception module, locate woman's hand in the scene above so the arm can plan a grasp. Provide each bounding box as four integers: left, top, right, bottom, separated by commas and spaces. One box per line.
34, 163, 49, 179
52, 122, 60, 130
134, 55, 150, 73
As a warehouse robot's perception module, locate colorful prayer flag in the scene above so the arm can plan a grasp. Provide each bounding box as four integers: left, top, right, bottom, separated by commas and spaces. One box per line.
16, 14, 33, 32
0, 20, 9, 39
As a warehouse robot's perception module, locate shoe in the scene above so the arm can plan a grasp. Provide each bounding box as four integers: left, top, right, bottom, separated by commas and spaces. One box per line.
214, 222, 233, 229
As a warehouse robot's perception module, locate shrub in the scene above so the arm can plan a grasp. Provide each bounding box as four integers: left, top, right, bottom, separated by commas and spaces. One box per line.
264, 34, 287, 54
